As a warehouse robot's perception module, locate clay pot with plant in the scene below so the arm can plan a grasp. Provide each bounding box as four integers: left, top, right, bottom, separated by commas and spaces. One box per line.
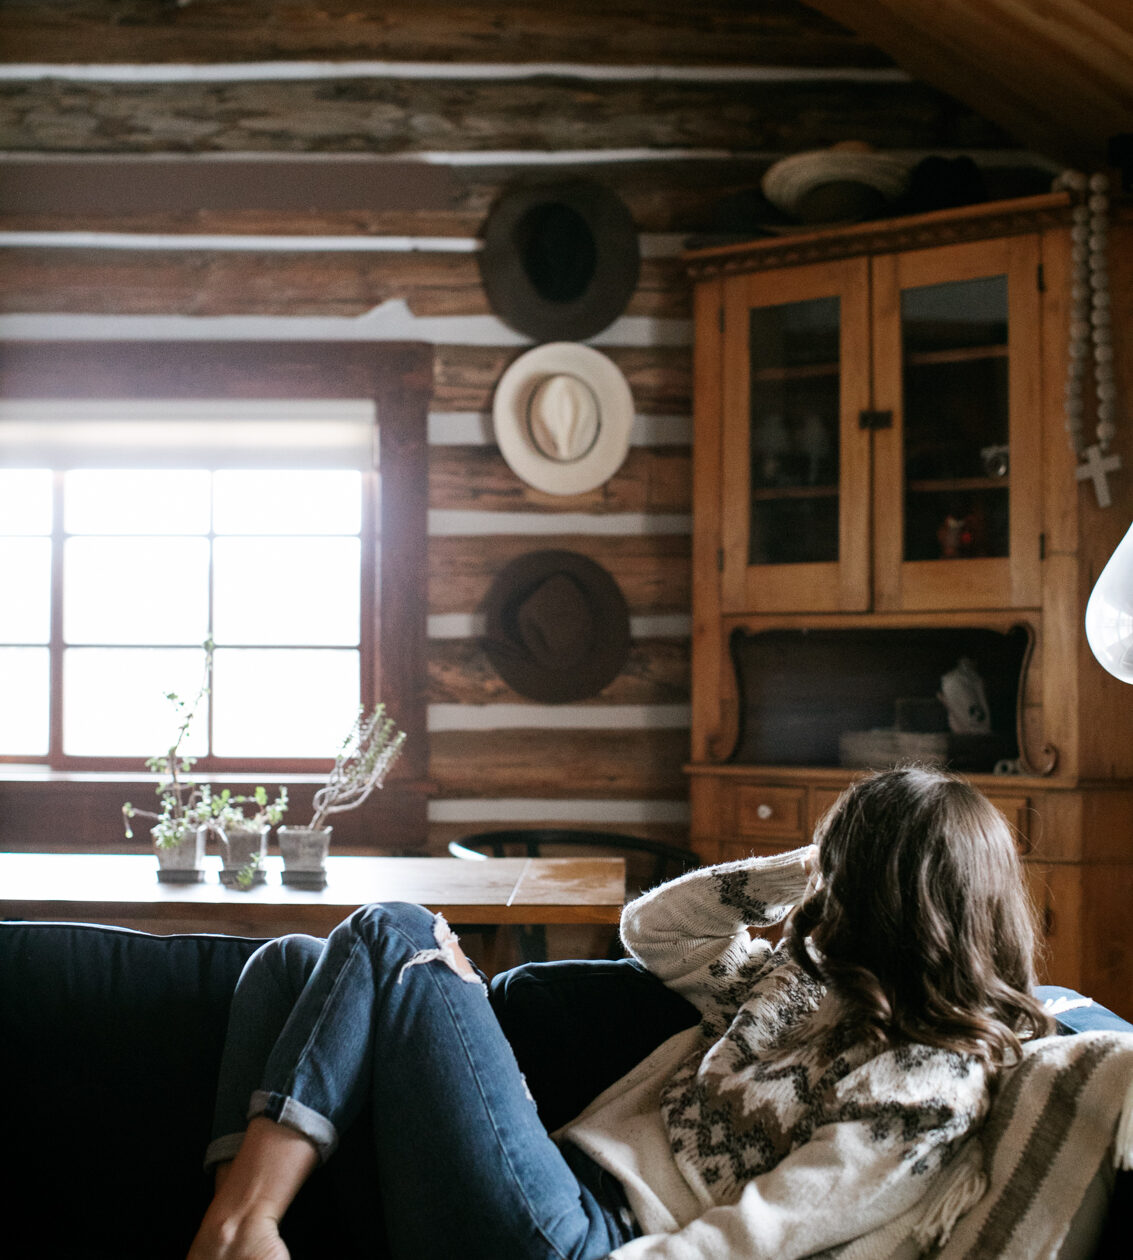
121, 643, 212, 883
278, 704, 406, 888
201, 785, 290, 889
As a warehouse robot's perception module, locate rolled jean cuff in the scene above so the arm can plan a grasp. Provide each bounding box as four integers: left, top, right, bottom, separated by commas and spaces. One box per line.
203, 1131, 246, 1172
248, 1088, 339, 1163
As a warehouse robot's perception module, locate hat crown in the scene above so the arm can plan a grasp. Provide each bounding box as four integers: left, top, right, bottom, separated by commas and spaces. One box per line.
527, 373, 600, 463
515, 572, 594, 669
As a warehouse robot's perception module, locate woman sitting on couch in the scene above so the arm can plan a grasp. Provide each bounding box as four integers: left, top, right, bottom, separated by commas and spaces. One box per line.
188, 766, 1054, 1260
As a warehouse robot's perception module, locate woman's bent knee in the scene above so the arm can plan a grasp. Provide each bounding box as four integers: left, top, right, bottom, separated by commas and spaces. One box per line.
244, 933, 324, 995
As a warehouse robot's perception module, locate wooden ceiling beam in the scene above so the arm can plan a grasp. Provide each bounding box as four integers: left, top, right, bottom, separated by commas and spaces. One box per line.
0, 1, 889, 69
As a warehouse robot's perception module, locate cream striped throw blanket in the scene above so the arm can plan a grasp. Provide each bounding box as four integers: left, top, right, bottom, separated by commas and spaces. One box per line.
822, 1029, 1133, 1260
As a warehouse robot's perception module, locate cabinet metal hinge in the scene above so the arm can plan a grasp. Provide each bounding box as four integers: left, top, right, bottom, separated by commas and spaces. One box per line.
718, 307, 725, 334
859, 409, 893, 430
1037, 263, 1046, 292
1039, 532, 1046, 560
717, 548, 725, 572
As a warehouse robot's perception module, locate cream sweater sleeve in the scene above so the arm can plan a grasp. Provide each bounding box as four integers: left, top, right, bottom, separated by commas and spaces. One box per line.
619, 846, 816, 1023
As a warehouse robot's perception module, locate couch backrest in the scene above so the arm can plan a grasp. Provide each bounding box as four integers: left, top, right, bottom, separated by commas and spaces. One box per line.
0, 920, 373, 1259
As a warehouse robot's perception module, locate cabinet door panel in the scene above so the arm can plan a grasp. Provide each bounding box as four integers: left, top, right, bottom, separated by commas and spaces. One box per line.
872, 237, 1042, 611
721, 257, 872, 614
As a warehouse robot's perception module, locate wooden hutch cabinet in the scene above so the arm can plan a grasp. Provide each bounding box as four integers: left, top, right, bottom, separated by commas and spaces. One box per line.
685, 192, 1133, 1017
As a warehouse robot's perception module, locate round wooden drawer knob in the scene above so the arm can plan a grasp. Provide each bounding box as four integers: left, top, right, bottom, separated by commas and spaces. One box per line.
757, 804, 773, 820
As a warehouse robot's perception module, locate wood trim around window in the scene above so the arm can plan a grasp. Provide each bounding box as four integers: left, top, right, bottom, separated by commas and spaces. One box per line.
0, 340, 434, 853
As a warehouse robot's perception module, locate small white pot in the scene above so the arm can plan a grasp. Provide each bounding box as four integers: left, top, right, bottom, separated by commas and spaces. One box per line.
153, 825, 207, 884
278, 825, 332, 889
218, 824, 269, 889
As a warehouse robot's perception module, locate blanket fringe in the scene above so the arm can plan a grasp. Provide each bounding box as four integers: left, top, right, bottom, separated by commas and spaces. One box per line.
912, 1150, 987, 1254
1117, 1072, 1133, 1171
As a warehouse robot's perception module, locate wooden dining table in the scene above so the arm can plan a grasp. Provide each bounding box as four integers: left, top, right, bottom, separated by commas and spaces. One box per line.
0, 852, 627, 942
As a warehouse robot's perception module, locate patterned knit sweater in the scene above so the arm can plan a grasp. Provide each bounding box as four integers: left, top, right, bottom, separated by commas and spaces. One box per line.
559, 847, 991, 1260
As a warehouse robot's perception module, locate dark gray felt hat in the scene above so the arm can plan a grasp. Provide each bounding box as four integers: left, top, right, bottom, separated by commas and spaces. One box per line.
478, 180, 641, 341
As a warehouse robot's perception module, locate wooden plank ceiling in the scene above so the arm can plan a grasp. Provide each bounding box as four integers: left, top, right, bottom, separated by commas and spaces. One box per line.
804, 0, 1133, 169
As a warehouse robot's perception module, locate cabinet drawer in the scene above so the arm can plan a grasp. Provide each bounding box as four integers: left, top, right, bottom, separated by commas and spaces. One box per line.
987, 795, 1032, 855
737, 786, 806, 838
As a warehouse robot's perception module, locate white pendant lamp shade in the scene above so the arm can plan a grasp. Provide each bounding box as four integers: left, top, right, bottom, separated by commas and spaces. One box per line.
1085, 520, 1133, 684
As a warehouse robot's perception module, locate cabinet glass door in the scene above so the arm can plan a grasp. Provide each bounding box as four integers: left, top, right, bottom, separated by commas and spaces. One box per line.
722, 257, 871, 613
748, 296, 841, 566
901, 275, 1010, 562
871, 237, 1041, 611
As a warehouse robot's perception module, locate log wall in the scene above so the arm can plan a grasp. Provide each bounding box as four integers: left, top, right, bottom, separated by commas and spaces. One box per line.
0, 1, 1041, 856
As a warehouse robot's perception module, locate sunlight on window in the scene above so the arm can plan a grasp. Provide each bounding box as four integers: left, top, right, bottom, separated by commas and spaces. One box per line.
0, 647, 50, 754
0, 469, 52, 534
213, 537, 360, 646
63, 647, 209, 757
214, 470, 362, 534
0, 538, 52, 643
64, 470, 211, 535
212, 647, 360, 758
64, 537, 210, 645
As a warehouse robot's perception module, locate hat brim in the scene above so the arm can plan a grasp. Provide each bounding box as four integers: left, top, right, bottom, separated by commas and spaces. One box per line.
482, 549, 631, 703
479, 180, 640, 342
493, 342, 634, 496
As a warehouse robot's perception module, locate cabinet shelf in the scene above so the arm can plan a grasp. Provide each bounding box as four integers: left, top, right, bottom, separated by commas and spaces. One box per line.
904, 344, 1008, 367
906, 476, 1010, 494
751, 484, 839, 501
751, 362, 838, 383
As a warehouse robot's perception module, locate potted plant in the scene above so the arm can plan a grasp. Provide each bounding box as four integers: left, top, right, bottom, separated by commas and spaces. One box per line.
201, 784, 289, 889
278, 703, 406, 888
121, 645, 212, 883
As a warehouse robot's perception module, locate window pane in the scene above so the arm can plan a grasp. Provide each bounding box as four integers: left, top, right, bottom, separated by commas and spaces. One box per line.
0, 469, 52, 534
64, 537, 210, 645
214, 537, 360, 646
213, 470, 362, 535
212, 647, 359, 757
63, 646, 208, 757
64, 470, 211, 535
0, 537, 52, 643
0, 646, 50, 754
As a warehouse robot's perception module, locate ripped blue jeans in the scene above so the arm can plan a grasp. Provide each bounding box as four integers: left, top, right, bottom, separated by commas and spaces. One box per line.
206, 901, 639, 1260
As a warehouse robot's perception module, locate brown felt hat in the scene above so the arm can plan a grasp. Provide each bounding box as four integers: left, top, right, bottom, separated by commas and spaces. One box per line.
478, 180, 640, 341
482, 550, 631, 703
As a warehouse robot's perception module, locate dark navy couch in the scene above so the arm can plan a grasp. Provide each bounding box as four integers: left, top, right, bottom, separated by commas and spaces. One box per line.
1, 919, 1129, 1259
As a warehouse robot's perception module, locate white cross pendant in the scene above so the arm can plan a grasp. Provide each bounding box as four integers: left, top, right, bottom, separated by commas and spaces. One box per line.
1075, 444, 1123, 508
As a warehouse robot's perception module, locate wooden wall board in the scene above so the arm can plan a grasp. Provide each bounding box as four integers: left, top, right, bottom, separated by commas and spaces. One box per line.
0, 156, 1051, 238
428, 638, 690, 706
0, 76, 1013, 156
430, 728, 689, 799
0, 1, 890, 69
0, 248, 689, 320
429, 446, 691, 515
433, 345, 691, 415
429, 535, 691, 616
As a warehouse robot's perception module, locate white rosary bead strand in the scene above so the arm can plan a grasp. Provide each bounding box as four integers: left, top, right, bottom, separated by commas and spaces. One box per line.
1055, 169, 1123, 507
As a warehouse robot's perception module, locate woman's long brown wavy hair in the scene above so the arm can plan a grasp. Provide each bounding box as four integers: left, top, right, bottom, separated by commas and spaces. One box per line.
783, 766, 1055, 1072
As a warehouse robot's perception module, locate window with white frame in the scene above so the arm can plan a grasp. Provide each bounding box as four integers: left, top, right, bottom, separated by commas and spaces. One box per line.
0, 399, 378, 768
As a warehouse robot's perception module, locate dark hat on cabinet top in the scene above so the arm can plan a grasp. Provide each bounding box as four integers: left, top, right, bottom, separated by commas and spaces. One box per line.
481, 549, 631, 703
478, 180, 641, 342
